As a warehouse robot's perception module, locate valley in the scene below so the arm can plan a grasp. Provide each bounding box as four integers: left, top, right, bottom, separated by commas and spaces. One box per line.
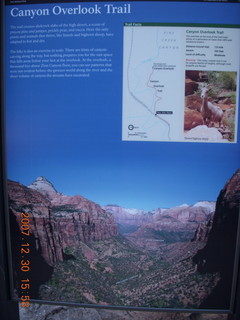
7, 170, 240, 310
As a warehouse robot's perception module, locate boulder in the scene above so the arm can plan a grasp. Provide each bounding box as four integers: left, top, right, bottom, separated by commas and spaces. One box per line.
222, 107, 235, 127
184, 125, 224, 142
185, 71, 201, 81
185, 78, 199, 96
185, 95, 202, 112
184, 107, 203, 130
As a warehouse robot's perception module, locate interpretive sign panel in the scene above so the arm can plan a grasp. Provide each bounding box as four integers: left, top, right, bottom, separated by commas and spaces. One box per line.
3, 0, 240, 313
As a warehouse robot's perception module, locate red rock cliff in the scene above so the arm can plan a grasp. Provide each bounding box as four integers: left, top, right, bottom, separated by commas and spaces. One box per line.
8, 177, 118, 266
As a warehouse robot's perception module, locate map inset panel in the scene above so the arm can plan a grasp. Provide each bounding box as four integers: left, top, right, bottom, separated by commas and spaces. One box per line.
122, 23, 240, 143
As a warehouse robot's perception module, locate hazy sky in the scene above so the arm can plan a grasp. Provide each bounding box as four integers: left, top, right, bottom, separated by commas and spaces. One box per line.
5, 1, 240, 210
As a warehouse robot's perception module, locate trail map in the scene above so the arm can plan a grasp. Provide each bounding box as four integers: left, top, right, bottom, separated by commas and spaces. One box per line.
122, 24, 184, 142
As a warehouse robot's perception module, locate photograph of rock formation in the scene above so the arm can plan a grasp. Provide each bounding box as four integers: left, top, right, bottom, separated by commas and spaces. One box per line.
8, 169, 240, 310
184, 71, 237, 142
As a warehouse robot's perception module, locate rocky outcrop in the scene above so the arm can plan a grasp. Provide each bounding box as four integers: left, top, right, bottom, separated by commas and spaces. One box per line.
185, 94, 202, 112
184, 94, 203, 130
184, 107, 203, 130
185, 78, 198, 96
222, 108, 235, 141
191, 218, 213, 242
184, 125, 226, 142
186, 71, 208, 83
8, 177, 118, 266
193, 169, 240, 308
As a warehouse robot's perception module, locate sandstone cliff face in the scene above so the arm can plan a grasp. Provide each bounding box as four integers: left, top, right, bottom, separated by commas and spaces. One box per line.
8, 180, 64, 266
9, 201, 53, 299
193, 169, 240, 272
8, 177, 118, 266
50, 194, 118, 248
191, 218, 213, 242
193, 169, 240, 308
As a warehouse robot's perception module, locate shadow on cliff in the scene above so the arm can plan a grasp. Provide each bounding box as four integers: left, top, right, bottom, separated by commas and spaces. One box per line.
193, 170, 240, 309
9, 208, 53, 299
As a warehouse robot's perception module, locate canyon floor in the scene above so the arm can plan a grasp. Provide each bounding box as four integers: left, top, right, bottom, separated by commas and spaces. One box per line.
8, 169, 240, 314
38, 235, 219, 309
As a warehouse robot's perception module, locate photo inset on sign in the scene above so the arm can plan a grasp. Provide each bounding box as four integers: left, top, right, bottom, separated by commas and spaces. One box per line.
9, 170, 240, 310
184, 71, 238, 143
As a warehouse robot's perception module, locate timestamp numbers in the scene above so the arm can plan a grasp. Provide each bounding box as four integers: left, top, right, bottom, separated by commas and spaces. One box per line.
20, 212, 31, 307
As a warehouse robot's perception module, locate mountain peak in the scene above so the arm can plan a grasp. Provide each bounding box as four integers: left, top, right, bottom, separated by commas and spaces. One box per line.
28, 176, 58, 199
36, 176, 49, 182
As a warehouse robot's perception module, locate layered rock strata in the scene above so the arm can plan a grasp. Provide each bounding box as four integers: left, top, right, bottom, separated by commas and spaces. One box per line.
8, 177, 118, 266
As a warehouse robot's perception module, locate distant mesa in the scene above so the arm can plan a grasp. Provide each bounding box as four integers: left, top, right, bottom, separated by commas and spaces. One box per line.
178, 203, 189, 207
193, 201, 216, 210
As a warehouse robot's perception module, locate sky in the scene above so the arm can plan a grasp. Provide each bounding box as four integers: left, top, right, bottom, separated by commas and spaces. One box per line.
5, 1, 240, 210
